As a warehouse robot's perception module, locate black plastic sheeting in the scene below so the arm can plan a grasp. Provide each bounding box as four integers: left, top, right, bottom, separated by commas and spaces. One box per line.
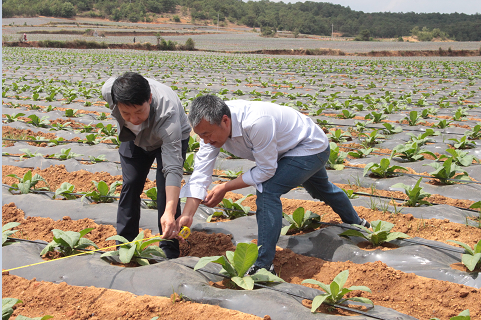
3, 188, 479, 289
2, 241, 415, 320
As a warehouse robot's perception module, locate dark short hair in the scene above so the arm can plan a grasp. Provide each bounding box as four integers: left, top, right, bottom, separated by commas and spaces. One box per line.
111, 72, 151, 107
188, 95, 231, 127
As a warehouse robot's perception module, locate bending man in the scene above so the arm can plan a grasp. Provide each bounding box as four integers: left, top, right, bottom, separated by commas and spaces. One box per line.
102, 72, 191, 258
178, 95, 369, 274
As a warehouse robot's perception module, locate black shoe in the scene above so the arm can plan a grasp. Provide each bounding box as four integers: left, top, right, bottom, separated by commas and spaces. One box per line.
359, 218, 371, 229
246, 264, 277, 276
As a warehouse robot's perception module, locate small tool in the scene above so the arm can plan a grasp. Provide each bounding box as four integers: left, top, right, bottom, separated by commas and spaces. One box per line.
178, 226, 191, 239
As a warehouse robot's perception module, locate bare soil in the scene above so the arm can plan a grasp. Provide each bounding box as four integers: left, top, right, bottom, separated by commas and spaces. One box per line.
2, 203, 480, 319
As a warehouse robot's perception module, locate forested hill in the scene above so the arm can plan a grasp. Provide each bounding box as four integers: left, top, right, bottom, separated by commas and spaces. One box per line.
3, 0, 481, 41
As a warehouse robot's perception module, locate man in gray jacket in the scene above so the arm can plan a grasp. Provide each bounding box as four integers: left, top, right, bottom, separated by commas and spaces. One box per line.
102, 72, 191, 258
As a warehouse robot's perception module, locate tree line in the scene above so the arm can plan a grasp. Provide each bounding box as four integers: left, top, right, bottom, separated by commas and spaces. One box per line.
3, 0, 481, 41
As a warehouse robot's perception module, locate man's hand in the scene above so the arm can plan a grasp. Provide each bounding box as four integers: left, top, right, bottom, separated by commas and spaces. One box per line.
202, 183, 227, 207
160, 213, 177, 240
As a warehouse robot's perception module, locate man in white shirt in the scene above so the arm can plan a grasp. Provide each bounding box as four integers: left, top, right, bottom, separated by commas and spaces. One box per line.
178, 95, 369, 274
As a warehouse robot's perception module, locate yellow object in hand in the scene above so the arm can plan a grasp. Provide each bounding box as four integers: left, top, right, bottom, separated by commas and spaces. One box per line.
178, 226, 191, 239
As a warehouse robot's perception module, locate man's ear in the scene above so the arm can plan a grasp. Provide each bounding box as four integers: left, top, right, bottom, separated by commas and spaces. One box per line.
148, 93, 153, 104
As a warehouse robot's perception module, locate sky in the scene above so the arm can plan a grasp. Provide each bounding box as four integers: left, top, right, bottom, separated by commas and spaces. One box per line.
268, 0, 481, 14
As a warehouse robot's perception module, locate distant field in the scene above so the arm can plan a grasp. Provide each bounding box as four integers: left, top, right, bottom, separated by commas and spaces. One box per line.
3, 16, 481, 53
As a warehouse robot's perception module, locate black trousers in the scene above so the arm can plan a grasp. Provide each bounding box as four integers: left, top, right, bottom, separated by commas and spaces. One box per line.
117, 139, 188, 258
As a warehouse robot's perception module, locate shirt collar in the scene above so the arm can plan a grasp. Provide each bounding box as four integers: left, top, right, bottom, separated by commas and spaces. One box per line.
230, 111, 242, 138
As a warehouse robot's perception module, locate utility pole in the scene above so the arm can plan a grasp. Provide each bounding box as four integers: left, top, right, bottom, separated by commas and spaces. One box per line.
331, 24, 333, 40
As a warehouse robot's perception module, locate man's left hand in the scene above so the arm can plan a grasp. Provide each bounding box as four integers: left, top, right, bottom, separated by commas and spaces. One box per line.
202, 184, 227, 207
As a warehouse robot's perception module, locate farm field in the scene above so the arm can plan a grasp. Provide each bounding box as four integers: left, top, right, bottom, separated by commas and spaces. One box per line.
2, 47, 481, 320
3, 17, 481, 53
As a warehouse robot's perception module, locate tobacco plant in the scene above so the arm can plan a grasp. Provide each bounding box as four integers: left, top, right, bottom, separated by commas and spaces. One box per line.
4, 112, 25, 123
403, 111, 422, 126
425, 158, 470, 184
2, 222, 20, 246
26, 114, 50, 128
327, 129, 351, 143
183, 152, 195, 173
102, 231, 165, 265
327, 142, 347, 170
187, 134, 200, 152
363, 157, 408, 178
7, 170, 50, 194
449, 136, 476, 150
359, 129, 385, 147
40, 228, 99, 257
207, 194, 253, 221
447, 240, 481, 272
381, 123, 403, 135
48, 148, 82, 160
81, 180, 122, 203
392, 142, 436, 162
302, 270, 373, 313
391, 177, 431, 207
19, 148, 42, 160
53, 182, 77, 200
281, 207, 321, 235
348, 147, 376, 159
339, 220, 409, 246
144, 187, 158, 209
465, 124, 481, 140
439, 149, 479, 167
194, 242, 284, 290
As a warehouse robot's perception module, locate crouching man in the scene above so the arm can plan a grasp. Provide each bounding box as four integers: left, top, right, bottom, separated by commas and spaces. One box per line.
177, 95, 369, 274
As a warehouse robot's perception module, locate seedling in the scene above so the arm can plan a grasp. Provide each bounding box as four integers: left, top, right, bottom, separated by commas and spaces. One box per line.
183, 152, 195, 173
76, 123, 95, 133
7, 170, 50, 194
26, 114, 50, 128
81, 180, 122, 203
354, 121, 368, 133
4, 112, 25, 123
2, 222, 20, 246
187, 134, 200, 152
391, 178, 431, 207
348, 147, 376, 159
392, 142, 436, 162
194, 242, 284, 290
207, 194, 253, 221
465, 124, 481, 140
381, 123, 403, 135
404, 110, 422, 126
302, 270, 373, 313
327, 142, 347, 170
19, 148, 43, 159
80, 133, 102, 145
363, 157, 408, 178
433, 119, 453, 129
281, 207, 322, 235
449, 136, 476, 150
145, 187, 158, 209
365, 111, 387, 123
439, 149, 479, 167
327, 129, 351, 143
221, 169, 243, 179
101, 231, 165, 266
425, 158, 470, 184
407, 129, 440, 146
48, 148, 83, 160
359, 129, 385, 147
96, 123, 117, 136
40, 228, 99, 257
447, 240, 481, 272
316, 119, 334, 129
50, 122, 72, 131
53, 182, 77, 200
96, 112, 108, 120
89, 154, 107, 163
337, 109, 357, 119
340, 220, 409, 246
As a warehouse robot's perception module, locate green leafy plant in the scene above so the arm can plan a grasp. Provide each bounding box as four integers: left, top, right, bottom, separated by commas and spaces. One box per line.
348, 147, 376, 159
79, 133, 102, 145
183, 152, 195, 172
365, 111, 387, 123
447, 240, 481, 272
425, 158, 470, 184
327, 129, 351, 143
363, 157, 408, 178
19, 148, 42, 160
207, 194, 253, 221
403, 110, 423, 126
302, 270, 373, 313
340, 220, 409, 246
4, 112, 25, 123
53, 182, 77, 200
48, 148, 82, 160
89, 154, 107, 163
433, 119, 453, 129
40, 228, 99, 256
430, 309, 470, 320
7, 170, 50, 194
281, 207, 321, 235
50, 122, 72, 131
407, 129, 440, 146
391, 177, 431, 207
359, 129, 385, 147
81, 180, 122, 203
392, 142, 437, 162
96, 112, 108, 120
145, 187, 158, 209
2, 222, 20, 246
337, 109, 357, 119
194, 242, 284, 290
449, 136, 476, 150
381, 123, 403, 135
187, 134, 200, 152
342, 188, 358, 199
26, 114, 50, 128
221, 169, 243, 179
439, 149, 479, 167
465, 124, 481, 140
327, 142, 347, 170
101, 231, 165, 266
96, 123, 117, 136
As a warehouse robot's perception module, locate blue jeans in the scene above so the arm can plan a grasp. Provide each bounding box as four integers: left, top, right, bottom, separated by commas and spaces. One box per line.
255, 146, 361, 268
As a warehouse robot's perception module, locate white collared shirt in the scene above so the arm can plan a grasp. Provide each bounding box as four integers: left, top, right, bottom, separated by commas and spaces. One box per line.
180, 100, 329, 200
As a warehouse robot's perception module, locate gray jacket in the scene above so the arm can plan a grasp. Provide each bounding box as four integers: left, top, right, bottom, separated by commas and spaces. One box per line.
102, 77, 191, 187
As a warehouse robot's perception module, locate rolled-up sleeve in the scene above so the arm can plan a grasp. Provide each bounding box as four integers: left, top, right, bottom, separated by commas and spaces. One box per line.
241, 116, 278, 193
180, 141, 219, 200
